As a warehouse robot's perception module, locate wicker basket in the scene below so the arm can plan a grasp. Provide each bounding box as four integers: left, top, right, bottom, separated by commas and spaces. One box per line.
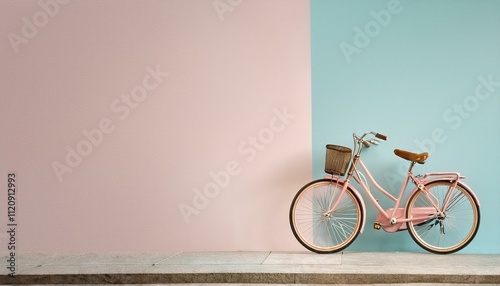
324, 145, 352, 176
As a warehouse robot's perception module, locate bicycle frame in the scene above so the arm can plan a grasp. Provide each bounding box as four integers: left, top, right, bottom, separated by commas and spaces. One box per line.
325, 135, 480, 233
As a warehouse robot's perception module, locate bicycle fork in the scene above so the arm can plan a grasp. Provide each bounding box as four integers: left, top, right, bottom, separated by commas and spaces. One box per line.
324, 154, 362, 216
324, 178, 350, 217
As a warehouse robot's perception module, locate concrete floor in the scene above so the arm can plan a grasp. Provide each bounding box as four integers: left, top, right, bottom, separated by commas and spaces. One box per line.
1, 251, 499, 284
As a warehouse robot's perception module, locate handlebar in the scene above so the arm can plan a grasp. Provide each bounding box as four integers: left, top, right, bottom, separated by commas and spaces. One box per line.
375, 133, 387, 141
353, 131, 388, 151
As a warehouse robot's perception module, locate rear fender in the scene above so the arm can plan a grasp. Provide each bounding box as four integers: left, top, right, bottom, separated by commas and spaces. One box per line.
324, 176, 367, 233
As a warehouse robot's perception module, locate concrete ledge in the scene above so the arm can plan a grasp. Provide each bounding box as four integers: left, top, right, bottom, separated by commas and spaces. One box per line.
2, 273, 500, 285
1, 251, 499, 284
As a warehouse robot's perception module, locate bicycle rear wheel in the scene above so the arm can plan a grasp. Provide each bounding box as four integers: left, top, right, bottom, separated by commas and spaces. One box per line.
406, 180, 480, 254
289, 179, 363, 254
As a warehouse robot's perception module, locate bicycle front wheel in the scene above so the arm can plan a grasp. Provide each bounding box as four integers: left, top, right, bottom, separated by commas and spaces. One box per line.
406, 180, 480, 254
289, 179, 363, 254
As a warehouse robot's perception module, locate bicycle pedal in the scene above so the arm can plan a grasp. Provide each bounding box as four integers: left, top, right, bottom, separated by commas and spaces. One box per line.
374, 222, 381, 230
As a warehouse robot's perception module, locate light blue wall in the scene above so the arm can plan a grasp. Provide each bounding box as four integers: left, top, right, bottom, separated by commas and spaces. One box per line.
311, 0, 500, 253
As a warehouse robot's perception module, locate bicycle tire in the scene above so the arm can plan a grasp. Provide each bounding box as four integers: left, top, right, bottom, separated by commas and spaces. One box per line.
406, 180, 480, 254
289, 179, 363, 254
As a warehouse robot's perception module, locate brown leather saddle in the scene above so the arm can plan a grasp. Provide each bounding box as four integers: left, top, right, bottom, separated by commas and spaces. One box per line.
394, 149, 428, 164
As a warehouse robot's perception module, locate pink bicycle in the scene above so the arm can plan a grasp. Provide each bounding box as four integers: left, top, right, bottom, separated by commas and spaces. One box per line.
290, 131, 480, 254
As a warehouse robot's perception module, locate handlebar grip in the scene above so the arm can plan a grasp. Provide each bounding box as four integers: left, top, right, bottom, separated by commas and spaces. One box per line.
363, 140, 371, 148
375, 133, 388, 141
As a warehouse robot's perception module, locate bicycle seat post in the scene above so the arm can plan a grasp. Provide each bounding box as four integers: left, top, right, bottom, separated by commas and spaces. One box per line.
408, 161, 416, 174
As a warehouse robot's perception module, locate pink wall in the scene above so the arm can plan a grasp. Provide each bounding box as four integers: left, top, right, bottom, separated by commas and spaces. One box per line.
0, 0, 311, 253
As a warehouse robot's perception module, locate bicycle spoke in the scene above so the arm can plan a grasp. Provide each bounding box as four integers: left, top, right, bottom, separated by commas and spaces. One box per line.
407, 181, 479, 254
290, 179, 362, 253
